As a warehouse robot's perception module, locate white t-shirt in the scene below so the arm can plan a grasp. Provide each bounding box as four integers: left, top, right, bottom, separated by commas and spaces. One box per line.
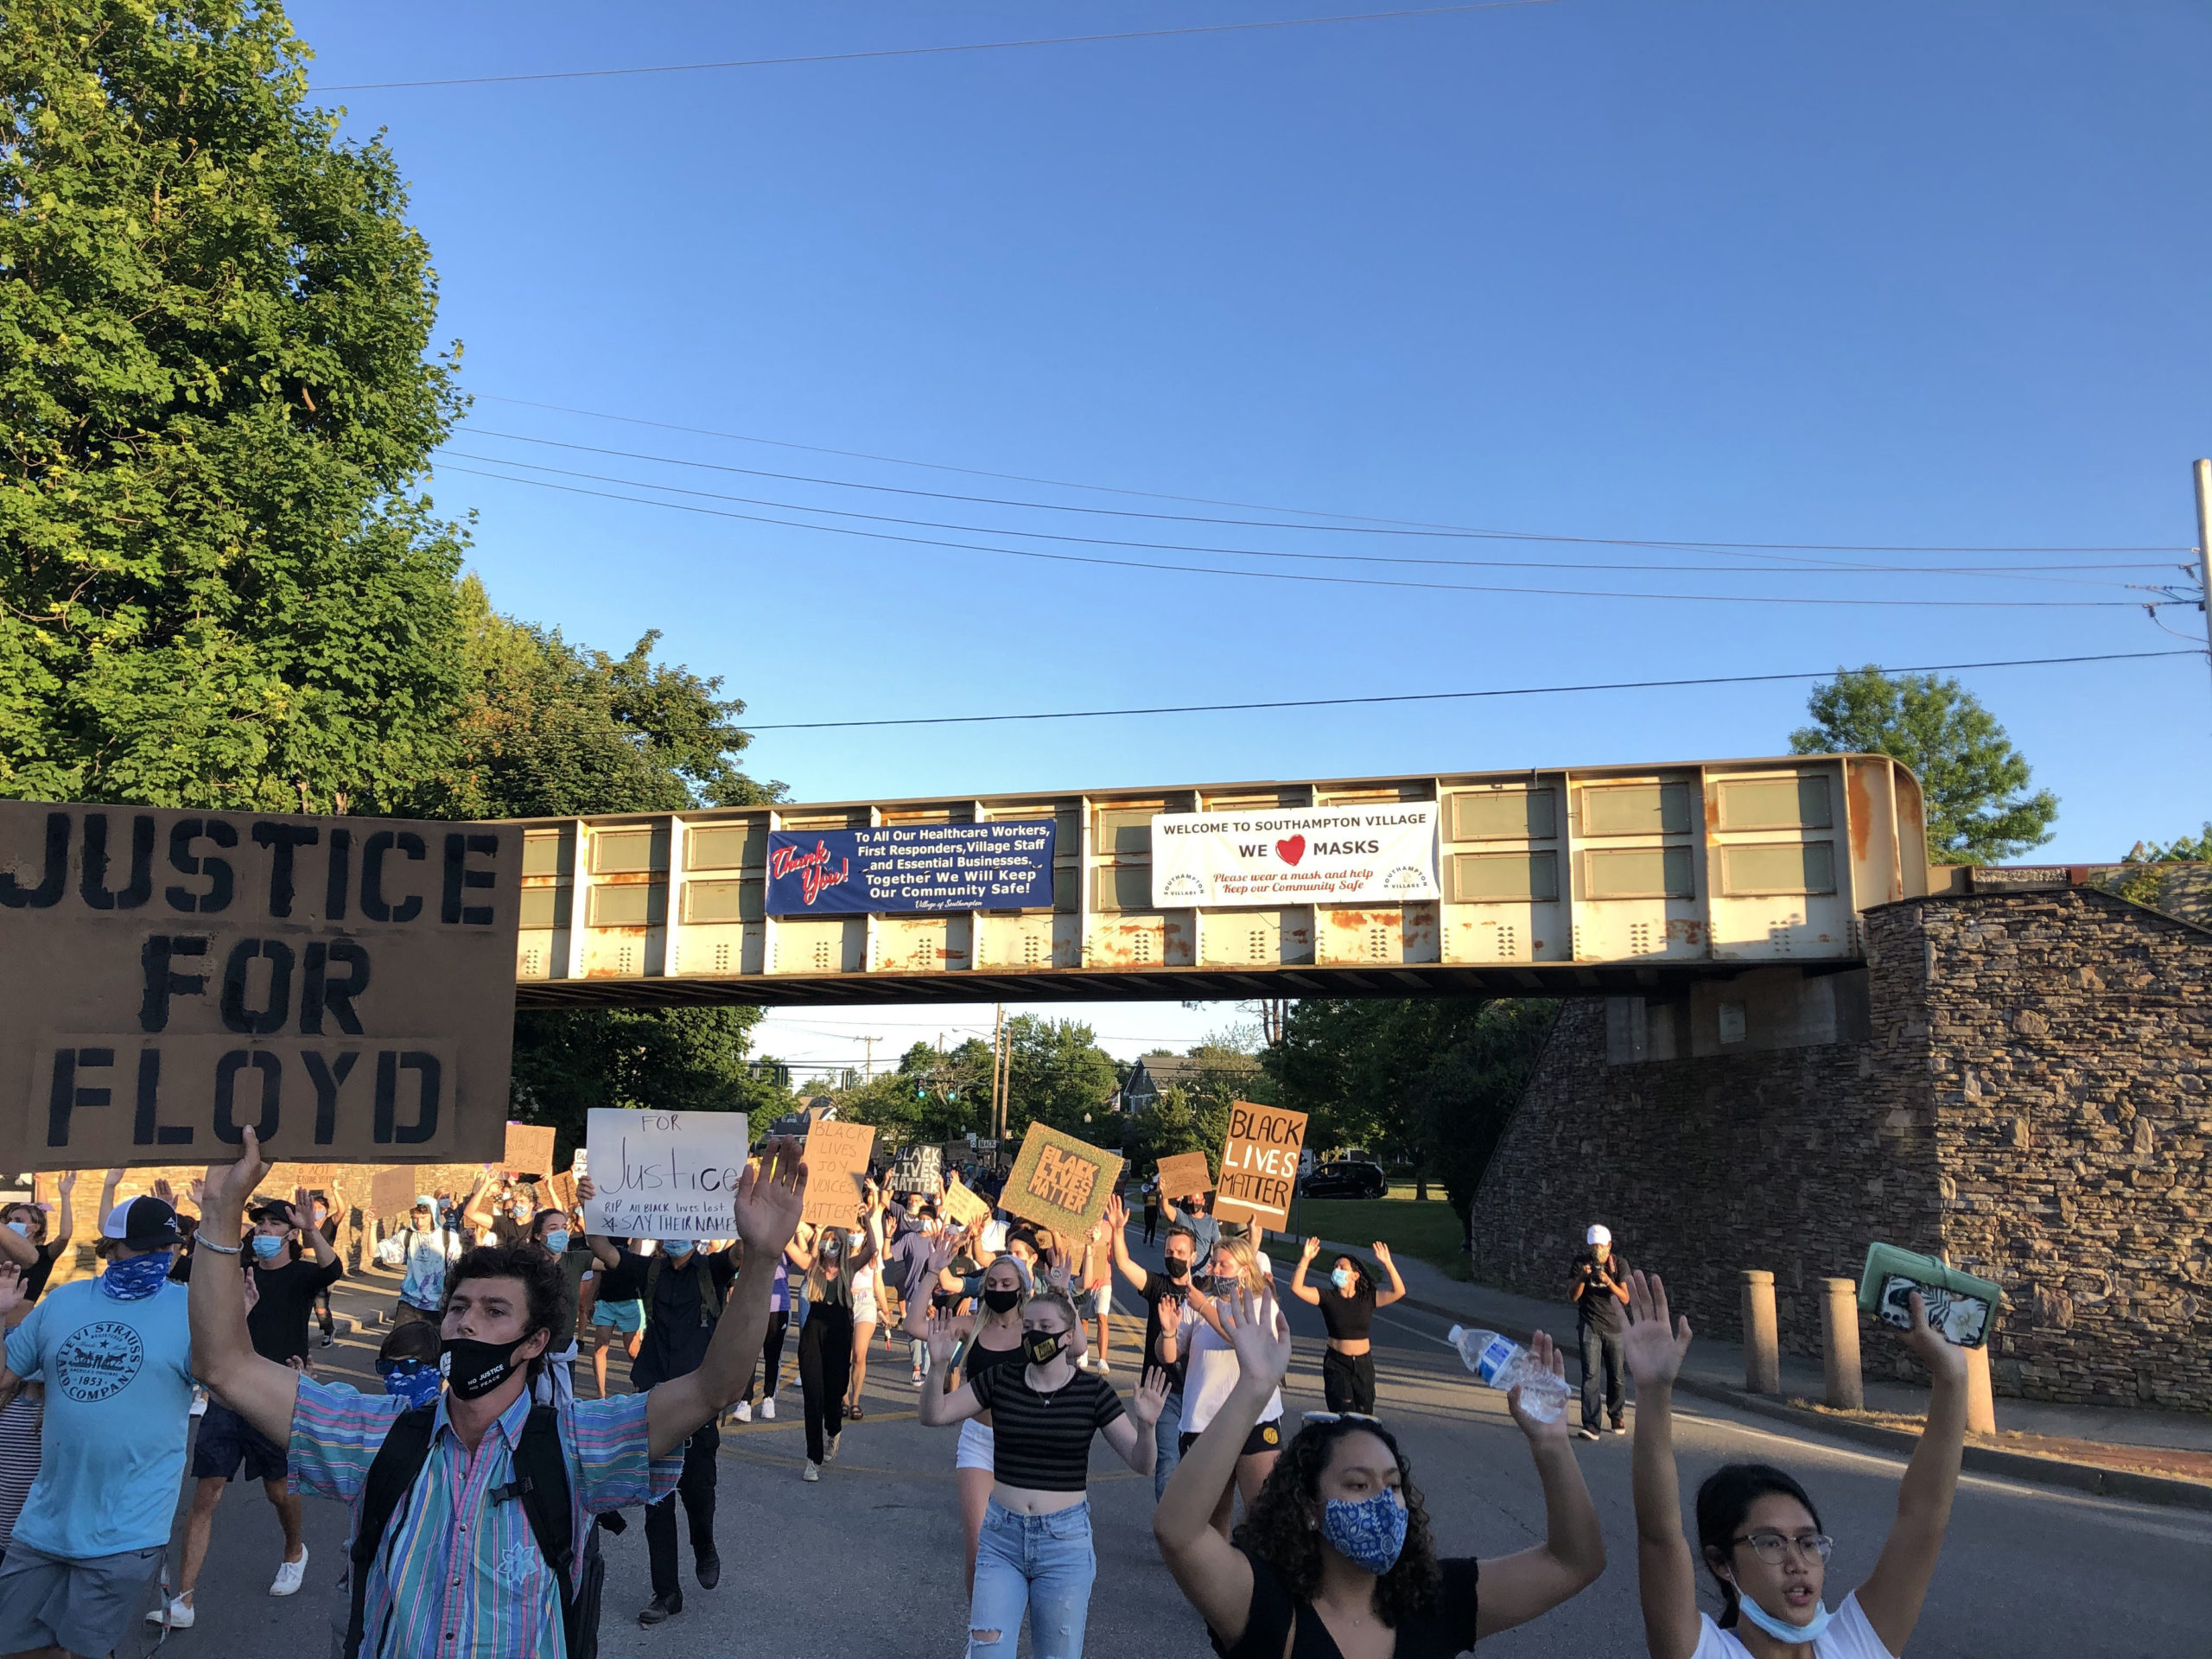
1184, 1255, 1284, 1433
1690, 1593, 1897, 1659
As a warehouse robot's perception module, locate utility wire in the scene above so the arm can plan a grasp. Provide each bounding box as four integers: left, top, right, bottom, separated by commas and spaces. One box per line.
436, 461, 2147, 609
738, 650, 2200, 730
312, 2, 1556, 91
472, 394, 2195, 556
454, 430, 2171, 576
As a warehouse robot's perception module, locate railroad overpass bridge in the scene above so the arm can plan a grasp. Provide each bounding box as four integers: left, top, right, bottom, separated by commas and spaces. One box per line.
512, 753, 1927, 1016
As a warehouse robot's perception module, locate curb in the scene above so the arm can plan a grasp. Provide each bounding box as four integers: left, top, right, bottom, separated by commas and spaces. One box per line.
1671, 1376, 2212, 1512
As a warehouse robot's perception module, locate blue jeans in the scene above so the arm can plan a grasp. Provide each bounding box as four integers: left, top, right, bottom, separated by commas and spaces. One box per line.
1153, 1389, 1184, 1500
968, 1499, 1096, 1659
1580, 1324, 1625, 1431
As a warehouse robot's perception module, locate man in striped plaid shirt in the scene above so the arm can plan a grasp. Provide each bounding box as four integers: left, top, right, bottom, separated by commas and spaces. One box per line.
188, 1128, 807, 1659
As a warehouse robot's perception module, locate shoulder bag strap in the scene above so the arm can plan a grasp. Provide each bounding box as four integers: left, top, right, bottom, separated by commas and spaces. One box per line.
343, 1405, 438, 1659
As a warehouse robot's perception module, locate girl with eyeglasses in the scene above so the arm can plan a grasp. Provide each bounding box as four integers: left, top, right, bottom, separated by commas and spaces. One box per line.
1158, 1284, 1605, 1656
1624, 1269, 1968, 1658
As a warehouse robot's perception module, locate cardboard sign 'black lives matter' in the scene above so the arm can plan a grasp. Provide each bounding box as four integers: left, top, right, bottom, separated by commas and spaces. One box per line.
1001, 1122, 1123, 1238
0, 803, 522, 1170
891, 1144, 943, 1194
1214, 1101, 1308, 1230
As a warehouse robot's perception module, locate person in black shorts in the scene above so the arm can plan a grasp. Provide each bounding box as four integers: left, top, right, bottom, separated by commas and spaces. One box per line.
1156, 1284, 1605, 1657
1289, 1236, 1408, 1416
919, 1284, 1168, 1658
149, 1187, 340, 1629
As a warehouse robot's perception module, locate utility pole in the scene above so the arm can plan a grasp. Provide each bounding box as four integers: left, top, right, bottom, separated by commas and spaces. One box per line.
989, 1004, 1006, 1149
861, 1034, 880, 1080
2196, 460, 2212, 702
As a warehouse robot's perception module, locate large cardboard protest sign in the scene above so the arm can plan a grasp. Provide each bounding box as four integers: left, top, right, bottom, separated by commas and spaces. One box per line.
369, 1166, 416, 1217
581, 1109, 750, 1241
1213, 1102, 1308, 1230
1154, 1152, 1212, 1203
890, 1143, 943, 1195
802, 1121, 877, 1226
1150, 804, 1439, 907
503, 1122, 557, 1177
940, 1174, 993, 1230
1001, 1123, 1123, 1238
0, 803, 522, 1169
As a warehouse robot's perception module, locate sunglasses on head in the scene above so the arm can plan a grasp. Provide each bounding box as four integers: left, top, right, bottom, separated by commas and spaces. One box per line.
1301, 1410, 1384, 1427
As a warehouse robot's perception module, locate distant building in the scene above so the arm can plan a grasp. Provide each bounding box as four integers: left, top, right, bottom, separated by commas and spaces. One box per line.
1120, 1052, 1262, 1114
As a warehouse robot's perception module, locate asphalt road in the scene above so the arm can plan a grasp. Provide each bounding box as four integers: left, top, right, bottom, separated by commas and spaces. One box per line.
111, 1234, 2212, 1657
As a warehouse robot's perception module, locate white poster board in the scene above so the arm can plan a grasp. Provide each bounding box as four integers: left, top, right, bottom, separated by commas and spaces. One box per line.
1149, 804, 1440, 907
581, 1108, 750, 1241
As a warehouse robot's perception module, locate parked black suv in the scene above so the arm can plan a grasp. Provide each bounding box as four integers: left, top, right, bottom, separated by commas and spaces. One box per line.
1299, 1160, 1389, 1200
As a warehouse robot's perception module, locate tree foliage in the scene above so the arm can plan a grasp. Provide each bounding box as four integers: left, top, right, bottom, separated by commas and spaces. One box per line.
1404, 1001, 1557, 1233
3, 0, 470, 810
1003, 1015, 1121, 1140
1789, 666, 2057, 864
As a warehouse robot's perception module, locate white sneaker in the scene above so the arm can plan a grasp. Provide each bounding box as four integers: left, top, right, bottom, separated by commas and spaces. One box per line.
759, 1396, 776, 1421
729, 1400, 752, 1424
189, 1387, 208, 1418
824, 1432, 841, 1464
912, 1367, 925, 1388
145, 1597, 194, 1630
270, 1546, 308, 1596
1096, 1360, 1111, 1376
802, 1461, 820, 1482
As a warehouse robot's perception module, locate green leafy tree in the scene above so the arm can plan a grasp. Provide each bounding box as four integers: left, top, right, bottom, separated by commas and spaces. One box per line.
1002, 1015, 1120, 1139
1123, 1083, 1230, 1183
1405, 1001, 1557, 1240
1789, 666, 2057, 864
3, 1, 471, 810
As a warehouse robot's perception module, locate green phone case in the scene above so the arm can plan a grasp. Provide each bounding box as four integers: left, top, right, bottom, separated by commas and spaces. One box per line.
1855, 1243, 2003, 1348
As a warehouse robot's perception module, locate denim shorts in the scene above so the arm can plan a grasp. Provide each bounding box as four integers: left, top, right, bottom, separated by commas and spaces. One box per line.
590, 1298, 645, 1332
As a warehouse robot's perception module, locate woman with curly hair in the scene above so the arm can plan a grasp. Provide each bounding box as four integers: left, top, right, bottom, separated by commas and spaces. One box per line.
1158, 1284, 1605, 1656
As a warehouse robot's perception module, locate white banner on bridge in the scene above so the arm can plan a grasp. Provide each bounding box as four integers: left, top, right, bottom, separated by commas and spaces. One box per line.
1150, 804, 1440, 908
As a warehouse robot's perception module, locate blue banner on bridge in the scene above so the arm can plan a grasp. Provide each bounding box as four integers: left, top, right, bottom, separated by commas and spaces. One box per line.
765, 822, 1056, 915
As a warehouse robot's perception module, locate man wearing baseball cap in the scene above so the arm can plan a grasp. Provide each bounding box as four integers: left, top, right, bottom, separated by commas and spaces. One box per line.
1568, 1223, 1630, 1442
0, 1193, 195, 1657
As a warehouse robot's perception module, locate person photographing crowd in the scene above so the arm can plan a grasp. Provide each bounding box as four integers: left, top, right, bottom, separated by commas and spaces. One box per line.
188, 1128, 806, 1659
1155, 1283, 1605, 1656
1290, 1236, 1408, 1417
1571, 1223, 1631, 1440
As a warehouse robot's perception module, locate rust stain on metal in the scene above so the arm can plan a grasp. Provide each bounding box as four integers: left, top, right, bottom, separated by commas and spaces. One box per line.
1847, 760, 1873, 862
1664, 918, 1704, 944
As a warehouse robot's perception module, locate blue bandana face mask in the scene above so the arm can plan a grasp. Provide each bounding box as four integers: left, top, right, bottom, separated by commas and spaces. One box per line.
251, 1235, 288, 1262
1733, 1590, 1834, 1644
378, 1357, 444, 1409
1321, 1490, 1408, 1575
100, 1250, 174, 1300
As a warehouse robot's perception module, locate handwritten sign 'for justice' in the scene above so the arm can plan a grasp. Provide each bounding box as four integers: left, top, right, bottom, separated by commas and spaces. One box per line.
1213, 1101, 1307, 1230
0, 802, 521, 1169
1001, 1122, 1123, 1238
582, 1109, 750, 1240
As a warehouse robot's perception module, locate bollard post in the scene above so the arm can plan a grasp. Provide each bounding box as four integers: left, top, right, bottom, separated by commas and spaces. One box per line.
1821, 1277, 1864, 1409
1741, 1269, 1780, 1395
1962, 1342, 1997, 1435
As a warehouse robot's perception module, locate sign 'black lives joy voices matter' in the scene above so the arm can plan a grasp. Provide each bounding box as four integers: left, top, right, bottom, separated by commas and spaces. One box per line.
0, 803, 522, 1169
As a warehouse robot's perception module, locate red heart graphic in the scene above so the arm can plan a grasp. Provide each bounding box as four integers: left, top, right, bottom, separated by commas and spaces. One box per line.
1275, 836, 1306, 866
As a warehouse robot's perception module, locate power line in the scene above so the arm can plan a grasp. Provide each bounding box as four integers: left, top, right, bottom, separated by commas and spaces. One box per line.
472, 395, 2194, 556
454, 430, 2171, 578
436, 461, 2145, 609
735, 649, 2200, 730
311, 2, 1557, 92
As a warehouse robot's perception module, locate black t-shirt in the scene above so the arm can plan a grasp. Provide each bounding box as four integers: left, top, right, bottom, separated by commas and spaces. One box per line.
491, 1215, 530, 1251
247, 1255, 346, 1365
1572, 1251, 1627, 1332
629, 1248, 736, 1389
597, 1247, 646, 1302
24, 1243, 60, 1301
1212, 1548, 1480, 1659
969, 1365, 1124, 1491
1141, 1268, 1192, 1393
1319, 1279, 1376, 1343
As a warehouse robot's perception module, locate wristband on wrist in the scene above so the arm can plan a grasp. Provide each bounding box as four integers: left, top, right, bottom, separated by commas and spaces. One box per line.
197, 1236, 245, 1255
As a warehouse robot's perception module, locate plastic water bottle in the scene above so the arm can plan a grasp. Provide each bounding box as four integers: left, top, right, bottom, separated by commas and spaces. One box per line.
1446, 1326, 1570, 1422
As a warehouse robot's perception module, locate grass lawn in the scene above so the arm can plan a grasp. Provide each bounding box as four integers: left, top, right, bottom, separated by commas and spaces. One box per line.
1274, 1187, 1471, 1281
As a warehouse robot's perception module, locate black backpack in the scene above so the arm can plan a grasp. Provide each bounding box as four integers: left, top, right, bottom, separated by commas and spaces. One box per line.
344, 1402, 604, 1659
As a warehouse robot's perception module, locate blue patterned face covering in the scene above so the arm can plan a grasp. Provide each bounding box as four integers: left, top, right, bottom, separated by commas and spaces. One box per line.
100, 1251, 174, 1300
1321, 1490, 1408, 1575
378, 1357, 444, 1409
1733, 1590, 1834, 1644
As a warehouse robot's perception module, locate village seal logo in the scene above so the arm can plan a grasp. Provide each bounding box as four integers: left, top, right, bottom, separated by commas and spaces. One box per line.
55, 1320, 146, 1402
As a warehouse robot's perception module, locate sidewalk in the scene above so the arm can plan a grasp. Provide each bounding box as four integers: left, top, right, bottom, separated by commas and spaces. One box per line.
1274, 1230, 2212, 1510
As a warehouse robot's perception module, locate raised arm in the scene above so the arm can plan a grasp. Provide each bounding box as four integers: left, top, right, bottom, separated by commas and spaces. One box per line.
0, 1264, 29, 1403
898, 1228, 963, 1338
574, 1175, 622, 1270
1471, 1328, 1606, 1637
461, 1180, 499, 1236
294, 1187, 339, 1270
0, 1221, 32, 1270
1154, 1287, 1286, 1642
1099, 1365, 1167, 1474
914, 1310, 987, 1427
1854, 1294, 1969, 1655
1100, 1196, 1148, 1293
784, 1222, 817, 1274
645, 1137, 807, 1458
187, 1130, 304, 1446
48, 1171, 79, 1250
1623, 1270, 1701, 1659
1372, 1241, 1407, 1308
1287, 1236, 1323, 1306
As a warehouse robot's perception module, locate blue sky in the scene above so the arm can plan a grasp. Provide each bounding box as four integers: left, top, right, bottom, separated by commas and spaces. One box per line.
294, 1, 2212, 1064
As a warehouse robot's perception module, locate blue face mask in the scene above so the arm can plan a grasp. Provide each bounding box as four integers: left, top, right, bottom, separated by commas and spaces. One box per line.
1321, 1490, 1408, 1575
5, 1220, 30, 1239
251, 1235, 288, 1262
378, 1357, 444, 1409
1733, 1591, 1834, 1644
543, 1230, 570, 1255
1330, 1265, 1355, 1291
658, 1238, 694, 1260
99, 1250, 175, 1300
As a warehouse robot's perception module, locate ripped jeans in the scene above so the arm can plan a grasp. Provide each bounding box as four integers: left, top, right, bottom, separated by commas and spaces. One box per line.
966, 1497, 1096, 1659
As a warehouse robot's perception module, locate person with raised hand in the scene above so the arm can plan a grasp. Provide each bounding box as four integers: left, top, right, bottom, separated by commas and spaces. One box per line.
1157, 1283, 1605, 1656
189, 1127, 807, 1659
1290, 1235, 1408, 1417
1624, 1268, 1967, 1659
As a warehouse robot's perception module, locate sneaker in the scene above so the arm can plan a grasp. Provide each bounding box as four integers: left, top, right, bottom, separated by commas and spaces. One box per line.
802, 1462, 821, 1482
912, 1367, 925, 1387
189, 1386, 208, 1419
759, 1396, 776, 1421
1096, 1360, 1111, 1376
824, 1432, 842, 1464
1574, 1427, 1601, 1441
1611, 1421, 1629, 1435
729, 1400, 752, 1424
144, 1597, 194, 1630
321, 1329, 335, 1348
270, 1545, 309, 1596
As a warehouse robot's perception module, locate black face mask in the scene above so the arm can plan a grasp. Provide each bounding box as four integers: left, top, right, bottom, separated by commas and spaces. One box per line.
1163, 1257, 1190, 1281
441, 1333, 535, 1402
1024, 1330, 1065, 1366
982, 1287, 1022, 1314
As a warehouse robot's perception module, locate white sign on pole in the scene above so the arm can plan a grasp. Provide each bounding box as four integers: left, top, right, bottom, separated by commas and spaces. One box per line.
1149, 804, 1440, 908
581, 1108, 750, 1240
